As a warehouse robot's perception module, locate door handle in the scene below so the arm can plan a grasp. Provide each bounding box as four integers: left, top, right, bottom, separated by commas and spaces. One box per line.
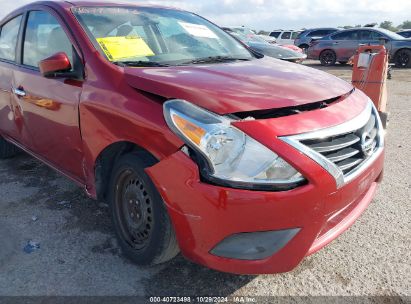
12, 87, 26, 97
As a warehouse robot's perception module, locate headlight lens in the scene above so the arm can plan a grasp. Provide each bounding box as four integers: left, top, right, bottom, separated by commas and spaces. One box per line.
164, 99, 305, 190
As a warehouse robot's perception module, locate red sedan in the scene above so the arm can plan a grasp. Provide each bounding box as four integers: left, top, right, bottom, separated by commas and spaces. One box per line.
0, 1, 384, 274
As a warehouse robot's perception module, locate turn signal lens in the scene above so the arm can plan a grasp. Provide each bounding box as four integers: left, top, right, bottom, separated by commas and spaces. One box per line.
172, 114, 206, 145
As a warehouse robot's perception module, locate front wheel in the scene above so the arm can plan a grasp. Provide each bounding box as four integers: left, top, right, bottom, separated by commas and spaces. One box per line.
108, 152, 179, 265
320, 50, 337, 66
394, 49, 411, 68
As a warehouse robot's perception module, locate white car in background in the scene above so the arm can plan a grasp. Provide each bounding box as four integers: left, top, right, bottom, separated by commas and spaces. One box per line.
269, 30, 301, 45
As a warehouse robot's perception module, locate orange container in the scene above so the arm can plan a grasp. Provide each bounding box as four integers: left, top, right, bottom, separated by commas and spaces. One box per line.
352, 45, 388, 127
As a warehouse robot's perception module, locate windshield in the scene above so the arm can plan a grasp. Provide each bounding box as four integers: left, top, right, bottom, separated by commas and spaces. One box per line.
72, 6, 253, 66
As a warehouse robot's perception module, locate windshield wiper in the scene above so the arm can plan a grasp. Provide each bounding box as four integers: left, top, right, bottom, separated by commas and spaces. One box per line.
180, 56, 251, 65
113, 61, 171, 67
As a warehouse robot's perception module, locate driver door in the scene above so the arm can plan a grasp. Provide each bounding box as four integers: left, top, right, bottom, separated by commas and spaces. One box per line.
360, 30, 392, 53
331, 30, 360, 61
11, 9, 85, 181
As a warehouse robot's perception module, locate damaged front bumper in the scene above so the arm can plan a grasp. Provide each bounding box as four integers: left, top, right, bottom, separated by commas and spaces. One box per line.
146, 89, 385, 274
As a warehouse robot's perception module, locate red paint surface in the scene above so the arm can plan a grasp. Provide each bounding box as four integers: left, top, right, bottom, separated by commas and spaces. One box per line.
124, 58, 352, 115
0, 1, 384, 274
147, 151, 384, 274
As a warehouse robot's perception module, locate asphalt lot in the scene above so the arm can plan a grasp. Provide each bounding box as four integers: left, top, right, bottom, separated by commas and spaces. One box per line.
0, 61, 410, 298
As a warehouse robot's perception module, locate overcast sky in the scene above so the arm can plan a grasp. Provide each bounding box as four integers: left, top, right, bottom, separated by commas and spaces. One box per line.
1, 0, 410, 31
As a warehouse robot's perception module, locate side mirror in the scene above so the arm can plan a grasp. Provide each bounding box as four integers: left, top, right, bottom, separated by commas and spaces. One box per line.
39, 52, 72, 78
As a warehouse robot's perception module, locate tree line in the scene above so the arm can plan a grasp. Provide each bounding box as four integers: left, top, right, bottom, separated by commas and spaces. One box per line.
340, 20, 411, 31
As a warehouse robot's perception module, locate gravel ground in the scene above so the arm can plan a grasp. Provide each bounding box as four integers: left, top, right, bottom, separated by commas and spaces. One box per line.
0, 62, 410, 299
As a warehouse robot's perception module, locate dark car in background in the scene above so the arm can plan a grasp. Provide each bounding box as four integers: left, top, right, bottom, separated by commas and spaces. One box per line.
294, 28, 339, 51
226, 30, 307, 63
308, 27, 411, 67
397, 29, 411, 38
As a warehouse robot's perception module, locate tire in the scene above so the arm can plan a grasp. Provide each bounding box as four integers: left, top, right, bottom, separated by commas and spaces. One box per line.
394, 49, 411, 68
320, 50, 337, 66
0, 137, 19, 159
108, 152, 179, 265
338, 61, 348, 65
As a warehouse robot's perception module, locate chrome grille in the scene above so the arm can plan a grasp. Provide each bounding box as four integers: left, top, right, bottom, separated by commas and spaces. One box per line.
300, 112, 379, 176
280, 101, 384, 188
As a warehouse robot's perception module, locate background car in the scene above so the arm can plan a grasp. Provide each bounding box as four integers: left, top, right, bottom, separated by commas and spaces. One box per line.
229, 32, 307, 63
294, 28, 339, 51
308, 27, 411, 67
224, 27, 303, 54
258, 34, 277, 44
269, 30, 301, 45
224, 26, 277, 44
281, 44, 304, 53
397, 29, 411, 38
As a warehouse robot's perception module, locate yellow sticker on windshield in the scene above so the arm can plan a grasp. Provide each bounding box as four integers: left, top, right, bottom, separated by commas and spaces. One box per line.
96, 36, 155, 61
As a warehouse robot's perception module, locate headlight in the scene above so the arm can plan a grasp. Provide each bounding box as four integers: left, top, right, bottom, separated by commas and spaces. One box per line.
164, 99, 305, 190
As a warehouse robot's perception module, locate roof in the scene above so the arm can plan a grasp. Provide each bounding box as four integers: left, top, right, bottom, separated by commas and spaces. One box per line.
334, 27, 390, 31
270, 30, 301, 32
2, 0, 183, 20
302, 27, 339, 31
62, 0, 178, 9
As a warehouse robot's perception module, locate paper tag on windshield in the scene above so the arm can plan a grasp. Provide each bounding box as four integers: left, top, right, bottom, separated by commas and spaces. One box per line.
178, 22, 218, 39
96, 36, 155, 61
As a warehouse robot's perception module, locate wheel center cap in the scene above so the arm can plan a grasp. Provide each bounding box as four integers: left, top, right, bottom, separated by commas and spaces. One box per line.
125, 191, 145, 228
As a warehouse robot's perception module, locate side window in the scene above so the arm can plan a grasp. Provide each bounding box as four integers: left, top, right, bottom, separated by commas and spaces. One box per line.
360, 30, 374, 40
296, 31, 306, 39
332, 31, 358, 40
307, 30, 322, 37
331, 32, 346, 40
291, 32, 300, 39
370, 31, 387, 40
310, 30, 335, 37
349, 30, 360, 40
23, 11, 73, 68
0, 15, 22, 61
269, 31, 280, 38
281, 32, 291, 39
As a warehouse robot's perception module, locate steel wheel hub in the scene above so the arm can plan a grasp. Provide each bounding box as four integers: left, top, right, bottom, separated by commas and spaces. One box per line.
115, 170, 153, 249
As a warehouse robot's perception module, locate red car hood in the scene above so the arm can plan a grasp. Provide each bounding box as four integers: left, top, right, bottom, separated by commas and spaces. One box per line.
124, 57, 353, 114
